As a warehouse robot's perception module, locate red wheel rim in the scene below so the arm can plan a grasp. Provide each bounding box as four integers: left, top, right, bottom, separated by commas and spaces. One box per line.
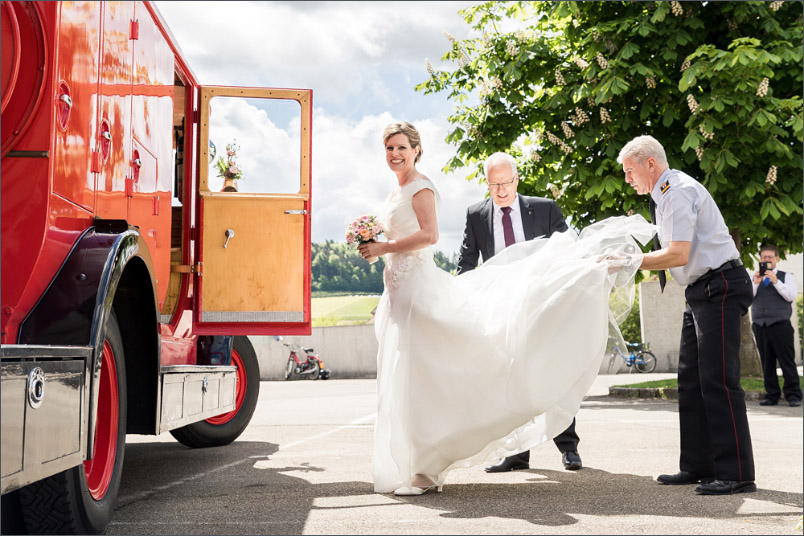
84, 340, 119, 500
205, 349, 246, 425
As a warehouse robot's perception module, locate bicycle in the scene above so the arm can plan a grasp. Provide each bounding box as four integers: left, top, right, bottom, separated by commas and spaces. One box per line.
608, 340, 657, 373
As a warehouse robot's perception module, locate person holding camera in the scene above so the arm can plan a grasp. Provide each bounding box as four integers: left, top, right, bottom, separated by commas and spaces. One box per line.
618, 135, 755, 496
457, 152, 584, 474
752, 245, 801, 407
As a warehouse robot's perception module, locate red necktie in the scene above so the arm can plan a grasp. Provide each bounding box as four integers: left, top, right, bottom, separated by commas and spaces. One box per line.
501, 206, 516, 248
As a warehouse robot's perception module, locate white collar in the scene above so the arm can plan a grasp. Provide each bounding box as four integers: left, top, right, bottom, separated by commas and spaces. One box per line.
492, 195, 519, 213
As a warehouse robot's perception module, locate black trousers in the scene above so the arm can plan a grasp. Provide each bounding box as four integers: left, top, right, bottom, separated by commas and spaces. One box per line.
678, 267, 754, 482
753, 320, 802, 402
508, 418, 579, 464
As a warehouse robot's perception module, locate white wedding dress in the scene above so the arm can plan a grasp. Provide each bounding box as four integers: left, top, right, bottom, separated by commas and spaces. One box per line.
372, 178, 656, 493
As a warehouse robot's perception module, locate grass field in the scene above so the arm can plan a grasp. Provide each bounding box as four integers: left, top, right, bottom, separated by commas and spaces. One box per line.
614, 376, 804, 392
312, 295, 380, 327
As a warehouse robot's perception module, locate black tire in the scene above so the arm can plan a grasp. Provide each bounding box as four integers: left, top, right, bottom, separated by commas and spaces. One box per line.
635, 351, 657, 373
17, 312, 127, 535
308, 360, 321, 380
170, 336, 260, 448
284, 357, 294, 380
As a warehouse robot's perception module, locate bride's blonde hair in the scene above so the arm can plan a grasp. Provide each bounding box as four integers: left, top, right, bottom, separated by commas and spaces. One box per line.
382, 122, 423, 163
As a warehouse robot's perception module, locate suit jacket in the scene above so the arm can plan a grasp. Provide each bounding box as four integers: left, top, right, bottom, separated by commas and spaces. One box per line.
457, 195, 568, 274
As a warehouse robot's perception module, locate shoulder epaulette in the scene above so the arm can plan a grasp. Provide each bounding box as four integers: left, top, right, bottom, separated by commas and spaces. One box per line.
660, 180, 671, 194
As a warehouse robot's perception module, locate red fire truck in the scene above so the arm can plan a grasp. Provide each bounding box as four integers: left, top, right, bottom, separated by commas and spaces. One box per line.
1, 1, 312, 533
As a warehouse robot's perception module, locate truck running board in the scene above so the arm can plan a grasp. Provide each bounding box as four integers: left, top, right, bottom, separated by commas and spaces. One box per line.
158, 365, 237, 434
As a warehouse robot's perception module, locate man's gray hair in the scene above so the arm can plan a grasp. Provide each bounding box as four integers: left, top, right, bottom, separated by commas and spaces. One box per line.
484, 152, 518, 178
617, 135, 668, 167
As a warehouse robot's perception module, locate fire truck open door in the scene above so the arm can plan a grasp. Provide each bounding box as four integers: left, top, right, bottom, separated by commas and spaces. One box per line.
194, 87, 312, 335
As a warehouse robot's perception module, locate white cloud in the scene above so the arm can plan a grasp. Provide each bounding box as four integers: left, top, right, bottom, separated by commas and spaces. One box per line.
309, 110, 486, 256
154, 1, 487, 255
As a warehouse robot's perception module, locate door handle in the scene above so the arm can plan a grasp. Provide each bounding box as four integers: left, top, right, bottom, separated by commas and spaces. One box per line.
284, 210, 307, 215
223, 228, 235, 248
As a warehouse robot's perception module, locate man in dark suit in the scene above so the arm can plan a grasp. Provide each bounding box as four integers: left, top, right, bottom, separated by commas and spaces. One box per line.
457, 152, 582, 472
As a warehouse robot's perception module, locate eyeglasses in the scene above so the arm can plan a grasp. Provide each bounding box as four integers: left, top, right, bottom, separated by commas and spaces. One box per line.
487, 178, 517, 190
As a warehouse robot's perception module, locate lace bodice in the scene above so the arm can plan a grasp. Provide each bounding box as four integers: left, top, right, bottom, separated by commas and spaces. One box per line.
381, 179, 440, 290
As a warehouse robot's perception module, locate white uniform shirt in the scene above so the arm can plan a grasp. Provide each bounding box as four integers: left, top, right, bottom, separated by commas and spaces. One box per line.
752, 268, 799, 302
492, 195, 526, 255
651, 168, 739, 286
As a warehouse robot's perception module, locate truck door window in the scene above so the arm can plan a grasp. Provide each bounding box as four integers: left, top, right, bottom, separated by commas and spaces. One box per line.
206, 97, 301, 194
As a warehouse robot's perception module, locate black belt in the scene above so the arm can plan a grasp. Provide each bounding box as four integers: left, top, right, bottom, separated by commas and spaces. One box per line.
696, 259, 743, 282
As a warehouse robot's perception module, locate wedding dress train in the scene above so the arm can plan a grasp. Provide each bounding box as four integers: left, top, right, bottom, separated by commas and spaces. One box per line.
372, 178, 655, 493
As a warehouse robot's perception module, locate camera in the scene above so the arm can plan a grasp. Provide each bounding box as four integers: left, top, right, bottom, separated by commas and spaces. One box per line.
759, 261, 771, 275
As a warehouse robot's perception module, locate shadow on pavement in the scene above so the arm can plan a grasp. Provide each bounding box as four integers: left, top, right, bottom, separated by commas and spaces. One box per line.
113, 440, 802, 533
392, 468, 803, 528
114, 441, 376, 535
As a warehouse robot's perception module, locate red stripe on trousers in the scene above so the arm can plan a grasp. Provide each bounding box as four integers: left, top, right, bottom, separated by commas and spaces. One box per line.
720, 271, 742, 481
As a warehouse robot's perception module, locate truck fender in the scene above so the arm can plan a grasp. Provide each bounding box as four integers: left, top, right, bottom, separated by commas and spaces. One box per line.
18, 219, 160, 450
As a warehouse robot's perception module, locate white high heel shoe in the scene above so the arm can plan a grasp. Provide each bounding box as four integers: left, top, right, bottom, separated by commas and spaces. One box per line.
393, 484, 443, 496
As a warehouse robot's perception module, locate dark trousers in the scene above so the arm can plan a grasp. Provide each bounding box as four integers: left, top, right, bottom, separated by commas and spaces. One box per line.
678, 267, 754, 482
508, 418, 579, 464
753, 321, 802, 402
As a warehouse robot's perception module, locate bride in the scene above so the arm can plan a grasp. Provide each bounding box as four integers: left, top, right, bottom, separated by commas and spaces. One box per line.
358, 121, 655, 496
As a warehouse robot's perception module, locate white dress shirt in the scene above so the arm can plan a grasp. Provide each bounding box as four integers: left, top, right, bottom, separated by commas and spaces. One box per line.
752, 268, 798, 301
650, 168, 740, 286
492, 195, 526, 255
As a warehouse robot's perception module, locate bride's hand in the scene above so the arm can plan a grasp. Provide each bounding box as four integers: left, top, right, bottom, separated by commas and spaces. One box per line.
358, 240, 386, 260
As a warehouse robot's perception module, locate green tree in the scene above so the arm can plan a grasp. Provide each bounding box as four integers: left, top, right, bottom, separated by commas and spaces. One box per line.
418, 1, 802, 260
418, 1, 803, 374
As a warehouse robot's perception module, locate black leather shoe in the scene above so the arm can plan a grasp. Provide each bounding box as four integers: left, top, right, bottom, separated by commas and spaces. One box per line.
759, 398, 778, 406
485, 457, 528, 473
788, 398, 801, 407
657, 471, 714, 485
695, 479, 756, 495
562, 451, 582, 470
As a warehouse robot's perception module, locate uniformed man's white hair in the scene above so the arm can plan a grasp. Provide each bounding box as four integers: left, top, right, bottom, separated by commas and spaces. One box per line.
484, 152, 518, 178
617, 135, 668, 167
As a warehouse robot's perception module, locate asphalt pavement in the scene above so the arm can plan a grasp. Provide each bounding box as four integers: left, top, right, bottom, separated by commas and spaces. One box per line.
112, 374, 803, 535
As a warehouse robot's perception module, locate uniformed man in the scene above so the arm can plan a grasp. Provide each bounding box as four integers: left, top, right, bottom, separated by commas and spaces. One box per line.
617, 135, 755, 496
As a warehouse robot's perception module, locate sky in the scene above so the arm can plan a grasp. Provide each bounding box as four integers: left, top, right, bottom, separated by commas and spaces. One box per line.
155, 1, 489, 257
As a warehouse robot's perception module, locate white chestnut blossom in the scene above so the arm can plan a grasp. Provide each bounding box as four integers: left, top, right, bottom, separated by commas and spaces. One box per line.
596, 52, 609, 69
766, 165, 778, 185
506, 39, 519, 56
574, 56, 589, 70
600, 107, 611, 123
698, 125, 714, 141
680, 59, 691, 72
573, 107, 590, 125
530, 151, 542, 163
550, 185, 562, 199
646, 77, 656, 89
561, 122, 575, 139
443, 30, 456, 43
756, 77, 770, 97
695, 146, 704, 161
555, 69, 566, 86
425, 59, 434, 75
671, 1, 684, 16
687, 94, 700, 114
770, 1, 784, 12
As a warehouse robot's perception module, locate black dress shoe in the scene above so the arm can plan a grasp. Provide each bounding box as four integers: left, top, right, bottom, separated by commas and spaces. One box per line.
485, 457, 529, 473
562, 451, 582, 470
657, 471, 714, 485
759, 398, 778, 406
695, 479, 756, 495
788, 398, 801, 407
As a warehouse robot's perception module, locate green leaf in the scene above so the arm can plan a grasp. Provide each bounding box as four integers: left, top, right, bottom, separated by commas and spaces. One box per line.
678, 66, 698, 92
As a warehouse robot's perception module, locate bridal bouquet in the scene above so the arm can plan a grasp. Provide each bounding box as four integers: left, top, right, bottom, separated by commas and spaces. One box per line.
346, 214, 384, 264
